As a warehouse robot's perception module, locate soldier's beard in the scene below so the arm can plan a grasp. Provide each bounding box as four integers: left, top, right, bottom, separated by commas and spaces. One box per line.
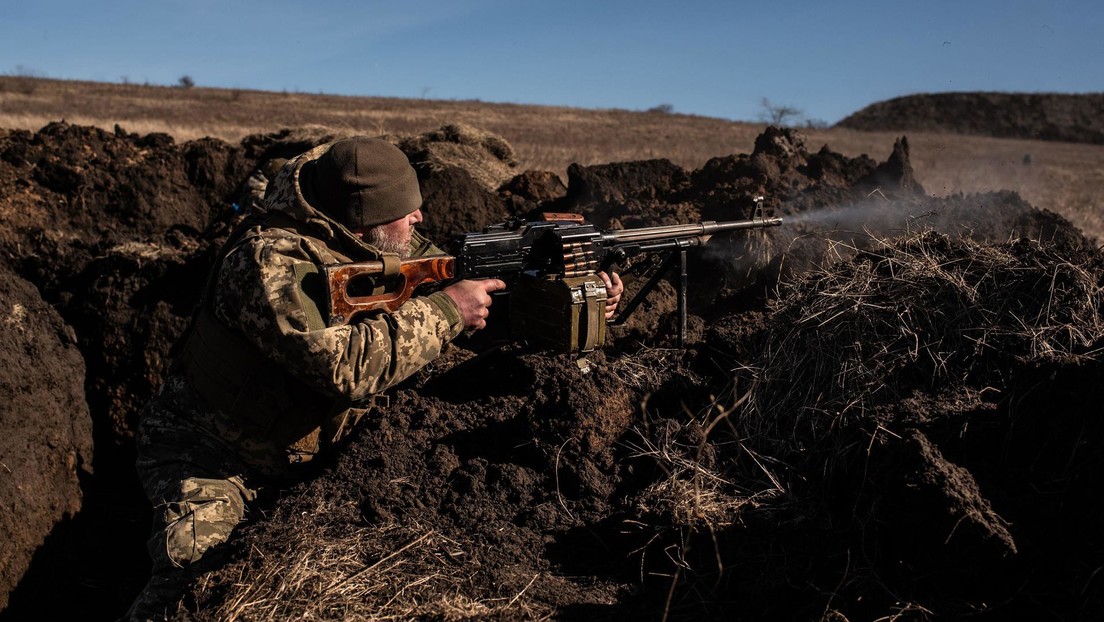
365, 226, 412, 258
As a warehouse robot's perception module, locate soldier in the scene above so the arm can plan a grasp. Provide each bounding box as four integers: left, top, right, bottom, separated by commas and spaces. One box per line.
125, 137, 622, 620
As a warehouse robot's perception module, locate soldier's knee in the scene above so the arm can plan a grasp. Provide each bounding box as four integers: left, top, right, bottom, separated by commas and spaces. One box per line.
156, 477, 248, 569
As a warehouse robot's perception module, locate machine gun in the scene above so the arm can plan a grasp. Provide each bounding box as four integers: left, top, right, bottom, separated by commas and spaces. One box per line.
325, 208, 782, 353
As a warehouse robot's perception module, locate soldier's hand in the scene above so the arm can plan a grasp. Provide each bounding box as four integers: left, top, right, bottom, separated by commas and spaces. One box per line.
598, 271, 624, 319
442, 279, 506, 330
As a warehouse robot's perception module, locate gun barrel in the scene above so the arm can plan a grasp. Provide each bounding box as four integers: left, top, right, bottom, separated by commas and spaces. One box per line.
601, 217, 782, 244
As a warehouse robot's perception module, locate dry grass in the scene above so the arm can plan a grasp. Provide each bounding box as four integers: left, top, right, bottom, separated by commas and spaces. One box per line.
627, 428, 754, 529
746, 230, 1104, 444
624, 367, 783, 531
192, 508, 551, 622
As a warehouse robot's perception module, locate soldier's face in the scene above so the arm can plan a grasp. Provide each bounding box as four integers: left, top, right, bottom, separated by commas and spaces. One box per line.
354, 208, 423, 257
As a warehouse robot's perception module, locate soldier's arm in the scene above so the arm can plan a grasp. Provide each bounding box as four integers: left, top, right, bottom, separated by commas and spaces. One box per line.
212, 236, 464, 402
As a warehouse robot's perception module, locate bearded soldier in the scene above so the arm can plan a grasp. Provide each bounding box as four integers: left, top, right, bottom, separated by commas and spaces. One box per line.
127, 137, 626, 620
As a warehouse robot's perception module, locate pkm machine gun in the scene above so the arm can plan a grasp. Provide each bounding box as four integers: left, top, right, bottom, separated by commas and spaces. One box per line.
325, 208, 782, 354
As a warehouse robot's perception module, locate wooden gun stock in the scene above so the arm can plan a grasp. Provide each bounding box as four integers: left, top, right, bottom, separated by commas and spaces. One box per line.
325, 255, 456, 326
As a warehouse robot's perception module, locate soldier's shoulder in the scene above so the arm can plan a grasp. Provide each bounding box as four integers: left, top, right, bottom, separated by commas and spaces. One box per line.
224, 223, 311, 260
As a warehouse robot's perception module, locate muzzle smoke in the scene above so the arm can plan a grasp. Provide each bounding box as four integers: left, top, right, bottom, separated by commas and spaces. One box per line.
702, 195, 1042, 285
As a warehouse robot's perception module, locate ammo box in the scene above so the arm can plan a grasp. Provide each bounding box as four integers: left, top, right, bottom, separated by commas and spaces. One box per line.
509, 274, 608, 353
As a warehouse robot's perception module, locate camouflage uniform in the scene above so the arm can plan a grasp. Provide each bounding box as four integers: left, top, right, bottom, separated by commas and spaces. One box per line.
127, 143, 463, 620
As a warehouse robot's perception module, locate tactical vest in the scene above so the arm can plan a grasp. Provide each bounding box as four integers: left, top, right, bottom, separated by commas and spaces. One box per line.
173, 213, 380, 469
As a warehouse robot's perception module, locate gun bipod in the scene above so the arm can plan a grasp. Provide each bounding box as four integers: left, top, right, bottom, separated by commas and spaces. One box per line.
609, 238, 696, 347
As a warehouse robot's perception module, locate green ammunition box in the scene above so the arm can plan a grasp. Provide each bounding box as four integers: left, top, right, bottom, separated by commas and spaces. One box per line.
510, 274, 608, 353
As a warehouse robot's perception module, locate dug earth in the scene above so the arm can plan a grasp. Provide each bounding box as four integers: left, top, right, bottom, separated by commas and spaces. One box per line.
0, 122, 1100, 620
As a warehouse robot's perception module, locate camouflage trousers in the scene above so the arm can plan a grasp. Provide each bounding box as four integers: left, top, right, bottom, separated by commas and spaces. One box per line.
125, 408, 261, 621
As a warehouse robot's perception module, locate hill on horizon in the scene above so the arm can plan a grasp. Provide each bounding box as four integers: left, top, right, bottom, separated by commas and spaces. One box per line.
837, 91, 1104, 144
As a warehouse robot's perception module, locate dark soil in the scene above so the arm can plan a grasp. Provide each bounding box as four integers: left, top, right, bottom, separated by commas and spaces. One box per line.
0, 122, 251, 619
837, 92, 1104, 144
0, 263, 92, 611
1, 121, 1101, 621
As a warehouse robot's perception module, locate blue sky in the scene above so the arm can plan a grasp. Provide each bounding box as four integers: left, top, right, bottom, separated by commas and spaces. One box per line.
2, 0, 1100, 123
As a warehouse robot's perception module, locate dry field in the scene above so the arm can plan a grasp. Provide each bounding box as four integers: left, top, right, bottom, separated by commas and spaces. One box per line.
3, 76, 1103, 239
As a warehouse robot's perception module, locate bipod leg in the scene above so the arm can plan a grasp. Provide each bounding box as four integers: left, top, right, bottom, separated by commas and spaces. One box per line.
609, 251, 678, 326
678, 248, 688, 347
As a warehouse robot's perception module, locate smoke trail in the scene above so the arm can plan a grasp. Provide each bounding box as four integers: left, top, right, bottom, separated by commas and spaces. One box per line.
700, 193, 1045, 287
781, 200, 942, 239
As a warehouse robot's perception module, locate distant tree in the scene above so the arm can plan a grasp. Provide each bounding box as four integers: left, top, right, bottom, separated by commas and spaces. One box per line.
759, 97, 803, 126
647, 103, 675, 114
178, 75, 195, 89
13, 64, 45, 78
7, 65, 45, 95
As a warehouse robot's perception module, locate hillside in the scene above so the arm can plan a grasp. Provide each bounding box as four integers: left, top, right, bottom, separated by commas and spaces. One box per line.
838, 92, 1104, 144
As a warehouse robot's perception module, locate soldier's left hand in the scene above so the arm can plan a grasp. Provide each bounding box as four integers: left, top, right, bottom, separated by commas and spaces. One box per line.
598, 271, 624, 319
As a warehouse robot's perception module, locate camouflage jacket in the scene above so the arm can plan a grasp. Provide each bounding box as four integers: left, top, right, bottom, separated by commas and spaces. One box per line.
146, 142, 463, 478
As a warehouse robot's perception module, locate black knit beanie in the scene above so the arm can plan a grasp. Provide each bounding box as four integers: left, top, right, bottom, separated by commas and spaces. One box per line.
301, 137, 422, 228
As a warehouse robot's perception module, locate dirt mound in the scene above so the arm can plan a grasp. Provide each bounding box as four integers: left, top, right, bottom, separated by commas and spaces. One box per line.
499, 169, 568, 216
0, 263, 92, 610
400, 124, 522, 243
399, 123, 518, 190
0, 122, 248, 292
186, 350, 665, 620
702, 232, 1104, 619
566, 158, 694, 228
2, 121, 1100, 621
837, 92, 1104, 144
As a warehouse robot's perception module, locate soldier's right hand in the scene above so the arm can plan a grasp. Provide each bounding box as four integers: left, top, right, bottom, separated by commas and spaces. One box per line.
442, 279, 506, 330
